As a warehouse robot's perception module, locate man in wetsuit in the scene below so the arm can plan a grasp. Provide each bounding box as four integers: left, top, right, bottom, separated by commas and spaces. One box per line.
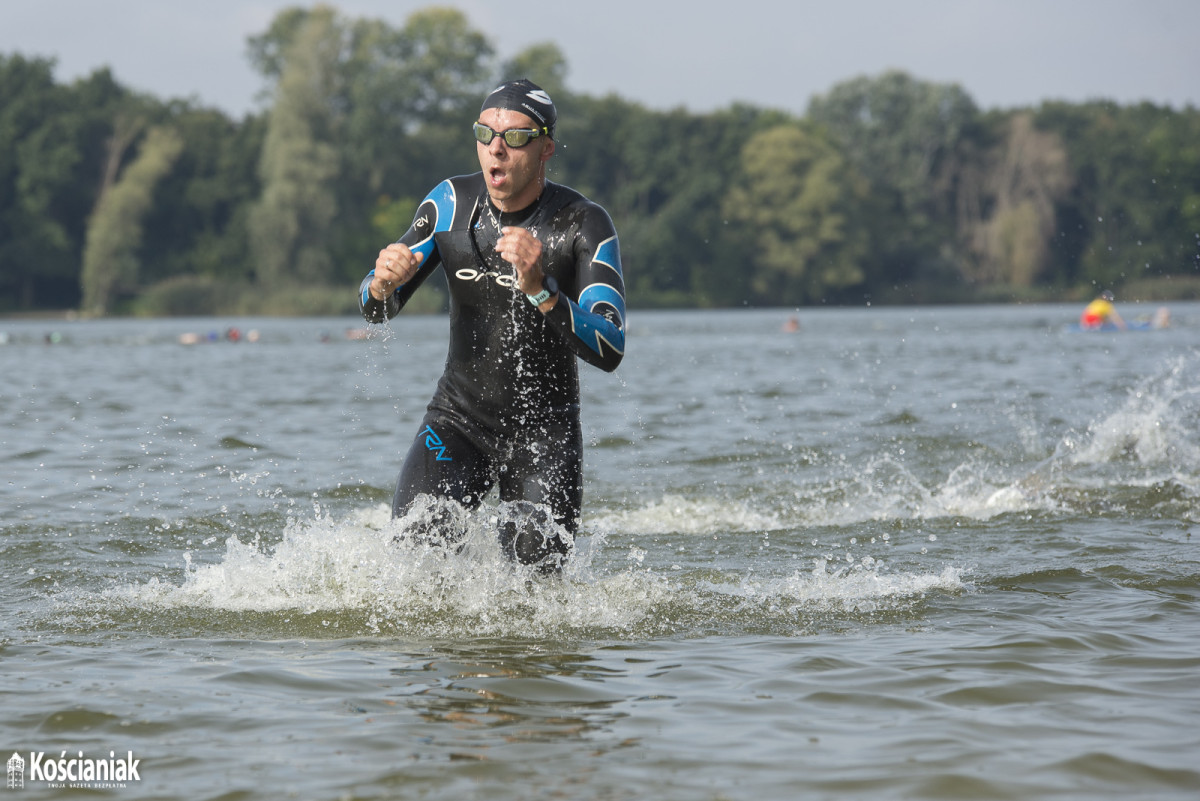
358, 79, 626, 570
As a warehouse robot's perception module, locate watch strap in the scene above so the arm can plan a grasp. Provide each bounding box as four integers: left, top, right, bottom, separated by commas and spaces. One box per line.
525, 275, 557, 307
526, 287, 551, 306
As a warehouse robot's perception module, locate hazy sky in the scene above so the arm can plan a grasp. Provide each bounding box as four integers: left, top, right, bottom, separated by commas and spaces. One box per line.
2, 0, 1196, 118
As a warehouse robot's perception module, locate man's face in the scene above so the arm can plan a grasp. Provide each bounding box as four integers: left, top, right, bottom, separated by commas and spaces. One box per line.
476, 107, 555, 212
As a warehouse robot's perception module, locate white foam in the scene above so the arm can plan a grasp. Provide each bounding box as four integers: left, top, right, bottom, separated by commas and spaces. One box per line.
794, 354, 1200, 525
592, 494, 786, 534
95, 499, 962, 638
111, 502, 677, 636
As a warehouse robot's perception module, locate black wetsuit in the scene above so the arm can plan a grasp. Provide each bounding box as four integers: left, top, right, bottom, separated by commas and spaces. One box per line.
358, 174, 626, 565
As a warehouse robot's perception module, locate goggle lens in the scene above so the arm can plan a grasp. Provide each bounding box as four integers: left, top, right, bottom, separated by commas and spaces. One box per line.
473, 122, 546, 148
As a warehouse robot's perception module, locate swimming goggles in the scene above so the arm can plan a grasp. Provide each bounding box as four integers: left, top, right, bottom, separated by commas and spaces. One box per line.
473, 122, 549, 148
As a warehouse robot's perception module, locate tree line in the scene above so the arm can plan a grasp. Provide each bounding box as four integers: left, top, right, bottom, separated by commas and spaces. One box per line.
2, 4, 1198, 317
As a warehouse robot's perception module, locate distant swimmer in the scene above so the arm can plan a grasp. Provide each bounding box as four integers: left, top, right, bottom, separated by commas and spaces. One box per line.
358, 79, 626, 571
1079, 290, 1126, 330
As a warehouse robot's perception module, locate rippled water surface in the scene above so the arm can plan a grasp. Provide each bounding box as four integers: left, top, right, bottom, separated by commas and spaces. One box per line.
3, 305, 1199, 800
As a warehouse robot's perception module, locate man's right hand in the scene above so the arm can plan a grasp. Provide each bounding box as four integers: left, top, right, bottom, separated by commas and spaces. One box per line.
370, 244, 424, 301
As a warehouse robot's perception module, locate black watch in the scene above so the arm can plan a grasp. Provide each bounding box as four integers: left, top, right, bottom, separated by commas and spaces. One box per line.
526, 274, 558, 307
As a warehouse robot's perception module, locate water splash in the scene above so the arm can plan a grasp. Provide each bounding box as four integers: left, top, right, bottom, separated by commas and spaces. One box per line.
592, 494, 786, 534
794, 354, 1200, 524
1068, 356, 1200, 467
75, 495, 962, 640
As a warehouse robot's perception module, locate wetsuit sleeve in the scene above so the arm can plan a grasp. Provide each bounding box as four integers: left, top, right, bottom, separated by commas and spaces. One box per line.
542, 206, 626, 372
358, 180, 456, 323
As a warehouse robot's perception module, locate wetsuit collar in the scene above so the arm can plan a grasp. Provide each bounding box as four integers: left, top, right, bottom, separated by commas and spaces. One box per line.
486, 187, 544, 228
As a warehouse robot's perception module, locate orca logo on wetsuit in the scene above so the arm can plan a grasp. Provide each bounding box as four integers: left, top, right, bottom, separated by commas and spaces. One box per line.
454, 268, 517, 289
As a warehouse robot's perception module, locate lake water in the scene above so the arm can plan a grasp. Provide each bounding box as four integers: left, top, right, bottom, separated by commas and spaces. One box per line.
3, 304, 1199, 800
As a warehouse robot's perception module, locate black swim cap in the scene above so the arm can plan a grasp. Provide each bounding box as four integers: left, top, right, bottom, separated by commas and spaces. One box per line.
481, 79, 556, 136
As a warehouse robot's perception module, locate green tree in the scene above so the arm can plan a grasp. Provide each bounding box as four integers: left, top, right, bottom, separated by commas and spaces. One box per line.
80, 125, 184, 314
500, 42, 568, 98
1035, 101, 1200, 294
0, 58, 153, 311
0, 55, 73, 309
0, 56, 131, 310
329, 5, 493, 185
724, 123, 869, 305
336, 7, 493, 281
246, 6, 494, 291
247, 6, 341, 289
960, 112, 1072, 287
808, 71, 981, 292
808, 71, 978, 216
139, 106, 264, 285
555, 97, 788, 306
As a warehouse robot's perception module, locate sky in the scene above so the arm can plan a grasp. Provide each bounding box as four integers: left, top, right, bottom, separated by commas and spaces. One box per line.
1, 0, 1197, 119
